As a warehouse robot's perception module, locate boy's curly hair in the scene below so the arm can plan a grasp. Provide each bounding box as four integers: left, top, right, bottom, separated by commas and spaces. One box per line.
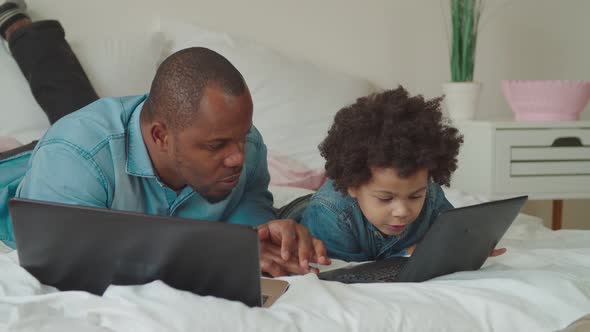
320, 86, 463, 194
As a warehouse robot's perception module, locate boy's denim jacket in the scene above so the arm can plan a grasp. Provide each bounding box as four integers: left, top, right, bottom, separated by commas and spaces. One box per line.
301, 179, 453, 262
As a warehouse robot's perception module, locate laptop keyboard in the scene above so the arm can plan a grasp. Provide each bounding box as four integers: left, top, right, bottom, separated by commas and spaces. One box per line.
319, 257, 408, 283
334, 263, 404, 283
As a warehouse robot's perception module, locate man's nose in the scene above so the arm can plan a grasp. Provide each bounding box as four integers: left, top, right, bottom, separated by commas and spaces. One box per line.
224, 142, 245, 168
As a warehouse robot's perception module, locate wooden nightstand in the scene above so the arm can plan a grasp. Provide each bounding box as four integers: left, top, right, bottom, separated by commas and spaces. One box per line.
451, 120, 590, 230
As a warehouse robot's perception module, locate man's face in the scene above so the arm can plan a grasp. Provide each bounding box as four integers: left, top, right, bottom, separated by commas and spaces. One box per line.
167, 86, 253, 202
348, 167, 429, 236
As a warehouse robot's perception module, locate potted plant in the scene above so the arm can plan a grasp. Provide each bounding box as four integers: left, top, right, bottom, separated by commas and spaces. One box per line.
442, 0, 484, 121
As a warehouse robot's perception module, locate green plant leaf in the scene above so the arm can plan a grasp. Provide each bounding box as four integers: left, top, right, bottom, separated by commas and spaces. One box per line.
449, 0, 482, 82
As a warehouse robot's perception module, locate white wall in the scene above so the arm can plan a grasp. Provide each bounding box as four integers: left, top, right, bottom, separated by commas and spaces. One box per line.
29, 0, 590, 227
29, 0, 590, 119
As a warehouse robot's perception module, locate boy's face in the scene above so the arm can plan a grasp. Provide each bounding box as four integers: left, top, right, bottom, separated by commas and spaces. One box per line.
348, 167, 429, 236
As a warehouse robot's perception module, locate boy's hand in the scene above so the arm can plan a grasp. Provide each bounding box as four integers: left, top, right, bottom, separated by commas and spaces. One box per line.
257, 219, 331, 277
490, 247, 507, 257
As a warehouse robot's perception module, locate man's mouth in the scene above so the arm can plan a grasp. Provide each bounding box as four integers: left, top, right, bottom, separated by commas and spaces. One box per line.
219, 173, 241, 186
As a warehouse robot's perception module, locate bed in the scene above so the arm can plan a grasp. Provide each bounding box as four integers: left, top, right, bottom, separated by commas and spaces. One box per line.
0, 187, 589, 331
1, 7, 589, 332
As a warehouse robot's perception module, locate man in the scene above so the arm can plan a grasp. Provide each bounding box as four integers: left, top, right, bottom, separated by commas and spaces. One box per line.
0, 1, 330, 276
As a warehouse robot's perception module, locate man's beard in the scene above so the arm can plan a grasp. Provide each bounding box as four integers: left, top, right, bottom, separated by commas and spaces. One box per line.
192, 184, 232, 204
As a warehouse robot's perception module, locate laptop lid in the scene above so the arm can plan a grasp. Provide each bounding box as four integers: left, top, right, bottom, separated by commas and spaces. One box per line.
8, 198, 262, 307
395, 195, 528, 282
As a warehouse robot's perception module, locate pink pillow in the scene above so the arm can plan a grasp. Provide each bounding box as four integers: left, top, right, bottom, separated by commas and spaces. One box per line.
0, 136, 22, 153
268, 151, 326, 190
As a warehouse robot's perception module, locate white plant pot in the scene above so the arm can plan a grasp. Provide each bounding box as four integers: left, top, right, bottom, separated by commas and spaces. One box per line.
442, 82, 482, 121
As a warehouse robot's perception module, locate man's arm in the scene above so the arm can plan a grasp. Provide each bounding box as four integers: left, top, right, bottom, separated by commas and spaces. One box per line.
223, 130, 330, 275
16, 143, 109, 207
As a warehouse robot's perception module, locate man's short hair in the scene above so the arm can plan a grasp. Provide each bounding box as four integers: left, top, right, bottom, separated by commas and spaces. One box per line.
143, 47, 247, 129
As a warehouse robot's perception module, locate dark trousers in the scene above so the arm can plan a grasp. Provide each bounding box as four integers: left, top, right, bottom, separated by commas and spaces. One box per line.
0, 20, 98, 160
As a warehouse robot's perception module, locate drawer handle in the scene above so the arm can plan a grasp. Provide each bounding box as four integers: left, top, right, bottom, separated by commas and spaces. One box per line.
551, 137, 583, 147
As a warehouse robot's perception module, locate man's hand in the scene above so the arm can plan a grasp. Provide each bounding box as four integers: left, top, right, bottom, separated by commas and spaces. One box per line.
259, 239, 310, 277
257, 219, 331, 277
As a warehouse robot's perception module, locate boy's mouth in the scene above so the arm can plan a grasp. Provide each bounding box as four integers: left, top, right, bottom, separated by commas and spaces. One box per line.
387, 224, 407, 233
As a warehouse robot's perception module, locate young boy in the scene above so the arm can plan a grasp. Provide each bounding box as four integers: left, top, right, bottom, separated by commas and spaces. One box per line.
301, 86, 465, 262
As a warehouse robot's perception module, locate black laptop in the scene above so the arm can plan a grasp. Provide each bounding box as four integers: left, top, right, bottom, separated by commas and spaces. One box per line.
319, 196, 528, 283
8, 198, 288, 307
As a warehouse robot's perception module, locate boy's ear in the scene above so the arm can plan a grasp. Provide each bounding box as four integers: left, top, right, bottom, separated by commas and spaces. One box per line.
348, 187, 358, 198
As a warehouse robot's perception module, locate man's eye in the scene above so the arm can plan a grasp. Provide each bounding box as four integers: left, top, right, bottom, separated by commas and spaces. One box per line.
206, 143, 224, 151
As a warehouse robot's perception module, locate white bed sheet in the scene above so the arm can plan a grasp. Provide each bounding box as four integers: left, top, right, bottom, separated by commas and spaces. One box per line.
0, 189, 589, 332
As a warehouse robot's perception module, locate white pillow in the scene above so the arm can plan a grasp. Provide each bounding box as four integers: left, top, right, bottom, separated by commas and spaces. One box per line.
0, 42, 50, 140
268, 185, 315, 209
69, 31, 165, 97
157, 18, 375, 169
0, 29, 164, 142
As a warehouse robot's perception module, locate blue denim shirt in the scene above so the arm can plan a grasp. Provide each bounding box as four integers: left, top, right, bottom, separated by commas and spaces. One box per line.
0, 95, 275, 248
300, 179, 453, 262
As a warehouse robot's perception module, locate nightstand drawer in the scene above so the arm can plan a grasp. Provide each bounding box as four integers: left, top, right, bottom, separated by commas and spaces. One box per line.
511, 147, 590, 161
494, 128, 590, 196
511, 161, 590, 175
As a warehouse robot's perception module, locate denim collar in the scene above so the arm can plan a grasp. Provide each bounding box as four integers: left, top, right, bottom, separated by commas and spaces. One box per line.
126, 100, 157, 178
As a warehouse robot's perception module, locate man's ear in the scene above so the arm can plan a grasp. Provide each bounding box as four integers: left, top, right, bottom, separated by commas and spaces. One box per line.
150, 121, 169, 152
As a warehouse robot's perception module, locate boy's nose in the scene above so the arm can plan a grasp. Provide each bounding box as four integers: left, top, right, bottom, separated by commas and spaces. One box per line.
391, 202, 410, 219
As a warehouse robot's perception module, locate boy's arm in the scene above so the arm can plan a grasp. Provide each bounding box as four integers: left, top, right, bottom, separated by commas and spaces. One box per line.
301, 201, 369, 262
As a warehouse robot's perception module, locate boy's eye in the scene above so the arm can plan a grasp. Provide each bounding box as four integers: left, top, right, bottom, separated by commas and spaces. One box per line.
377, 197, 393, 203
409, 195, 423, 200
